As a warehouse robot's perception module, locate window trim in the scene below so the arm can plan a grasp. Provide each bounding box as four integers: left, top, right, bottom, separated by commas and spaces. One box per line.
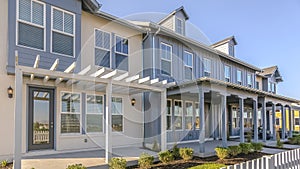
60, 91, 82, 135
160, 42, 173, 76
166, 99, 172, 131
224, 65, 231, 82
185, 101, 193, 130
111, 96, 124, 133
184, 51, 193, 80
174, 99, 183, 131
237, 69, 242, 85
50, 6, 76, 58
203, 58, 211, 77
94, 28, 112, 68
85, 94, 104, 134
16, 0, 46, 51
115, 34, 129, 56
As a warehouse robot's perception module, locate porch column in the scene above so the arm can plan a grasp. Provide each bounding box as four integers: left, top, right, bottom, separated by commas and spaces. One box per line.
239, 98, 244, 143
160, 90, 167, 151
272, 103, 277, 141
253, 100, 258, 143
14, 64, 23, 169
105, 82, 112, 163
221, 95, 227, 147
288, 106, 293, 138
198, 88, 205, 153
281, 105, 286, 139
260, 98, 267, 142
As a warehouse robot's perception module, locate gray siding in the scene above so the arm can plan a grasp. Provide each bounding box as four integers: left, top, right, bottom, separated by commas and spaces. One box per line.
7, 0, 82, 73
160, 16, 174, 31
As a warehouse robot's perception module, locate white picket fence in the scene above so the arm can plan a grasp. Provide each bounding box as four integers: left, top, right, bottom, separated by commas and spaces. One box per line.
221, 148, 300, 169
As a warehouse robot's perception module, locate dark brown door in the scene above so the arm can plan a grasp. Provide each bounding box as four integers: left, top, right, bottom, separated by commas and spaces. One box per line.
28, 87, 54, 151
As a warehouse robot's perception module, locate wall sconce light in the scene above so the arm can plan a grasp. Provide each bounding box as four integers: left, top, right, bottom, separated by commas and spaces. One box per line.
131, 98, 136, 106
7, 86, 13, 98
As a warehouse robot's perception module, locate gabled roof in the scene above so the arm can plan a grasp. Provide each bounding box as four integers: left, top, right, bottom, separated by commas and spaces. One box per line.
158, 6, 189, 25
259, 66, 283, 82
211, 36, 238, 48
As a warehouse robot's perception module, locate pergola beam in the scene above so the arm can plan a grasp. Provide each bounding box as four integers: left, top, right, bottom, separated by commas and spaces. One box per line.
30, 55, 40, 81
44, 59, 59, 83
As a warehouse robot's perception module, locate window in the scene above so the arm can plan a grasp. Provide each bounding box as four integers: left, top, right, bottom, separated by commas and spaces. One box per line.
268, 81, 276, 93
185, 102, 193, 130
237, 70, 242, 85
232, 107, 240, 128
161, 43, 172, 75
256, 81, 260, 89
51, 7, 75, 57
229, 44, 234, 56
203, 58, 211, 77
175, 17, 183, 34
224, 65, 231, 82
174, 100, 183, 130
195, 103, 200, 129
295, 118, 300, 125
17, 0, 45, 50
115, 36, 129, 71
112, 97, 123, 132
276, 118, 280, 126
61, 92, 81, 134
95, 29, 110, 68
166, 100, 172, 130
183, 51, 193, 80
86, 95, 103, 133
247, 73, 253, 87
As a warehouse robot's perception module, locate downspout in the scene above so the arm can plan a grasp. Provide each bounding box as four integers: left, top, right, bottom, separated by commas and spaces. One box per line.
153, 27, 161, 78
141, 31, 148, 147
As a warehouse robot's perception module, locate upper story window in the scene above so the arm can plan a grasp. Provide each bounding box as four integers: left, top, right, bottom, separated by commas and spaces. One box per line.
86, 95, 103, 133
175, 17, 183, 34
268, 81, 276, 93
247, 73, 253, 87
183, 51, 193, 80
115, 36, 129, 71
237, 70, 242, 85
256, 81, 260, 90
224, 65, 231, 82
17, 0, 45, 50
161, 42, 172, 76
51, 7, 75, 57
203, 58, 211, 77
95, 29, 111, 68
229, 44, 234, 56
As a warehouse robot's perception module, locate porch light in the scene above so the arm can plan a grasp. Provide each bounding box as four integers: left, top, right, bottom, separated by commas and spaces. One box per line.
131, 98, 136, 106
7, 86, 13, 98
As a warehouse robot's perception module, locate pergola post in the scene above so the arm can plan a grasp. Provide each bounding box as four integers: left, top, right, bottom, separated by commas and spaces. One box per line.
288, 106, 293, 138
221, 95, 227, 147
253, 100, 258, 143
281, 105, 286, 139
199, 88, 205, 153
160, 90, 167, 151
239, 98, 244, 143
105, 81, 112, 163
272, 104, 277, 141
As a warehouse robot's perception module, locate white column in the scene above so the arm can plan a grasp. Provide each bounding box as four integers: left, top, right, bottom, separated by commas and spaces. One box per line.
199, 88, 205, 153
221, 95, 227, 147
253, 100, 258, 143
160, 90, 167, 151
105, 82, 112, 163
13, 67, 22, 169
239, 98, 244, 143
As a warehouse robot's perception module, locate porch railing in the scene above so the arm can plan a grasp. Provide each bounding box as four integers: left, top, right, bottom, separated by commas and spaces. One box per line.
221, 148, 300, 169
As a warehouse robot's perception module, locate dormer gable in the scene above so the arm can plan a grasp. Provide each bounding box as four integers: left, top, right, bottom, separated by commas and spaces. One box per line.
211, 36, 237, 57
259, 66, 283, 83
158, 6, 189, 36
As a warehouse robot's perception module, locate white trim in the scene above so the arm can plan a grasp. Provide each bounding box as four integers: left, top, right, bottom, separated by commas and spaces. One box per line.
16, 0, 46, 51
160, 42, 173, 76
85, 94, 104, 134
50, 6, 76, 58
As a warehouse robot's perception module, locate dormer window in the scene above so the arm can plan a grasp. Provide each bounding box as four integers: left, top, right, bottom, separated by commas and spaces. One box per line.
268, 81, 276, 93
175, 17, 183, 35
229, 44, 234, 56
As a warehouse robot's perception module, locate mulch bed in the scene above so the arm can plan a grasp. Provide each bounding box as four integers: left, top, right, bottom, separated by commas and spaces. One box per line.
128, 152, 269, 169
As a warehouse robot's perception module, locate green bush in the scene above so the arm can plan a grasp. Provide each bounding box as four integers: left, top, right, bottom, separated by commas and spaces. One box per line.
108, 158, 127, 169
288, 135, 300, 145
214, 147, 229, 160
188, 163, 226, 169
158, 150, 174, 163
171, 144, 180, 159
239, 143, 253, 154
1, 160, 8, 167
66, 164, 87, 169
138, 153, 154, 169
179, 148, 194, 161
227, 145, 241, 157
251, 142, 263, 152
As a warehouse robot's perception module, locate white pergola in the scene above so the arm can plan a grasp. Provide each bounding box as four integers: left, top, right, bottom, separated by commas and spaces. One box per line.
13, 51, 175, 169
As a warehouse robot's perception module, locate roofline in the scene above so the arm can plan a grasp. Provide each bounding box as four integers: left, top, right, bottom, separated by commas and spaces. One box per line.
131, 21, 261, 71
158, 6, 189, 25
211, 36, 237, 47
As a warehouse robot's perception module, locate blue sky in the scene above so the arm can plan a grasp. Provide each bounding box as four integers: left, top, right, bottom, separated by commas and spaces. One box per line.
99, 0, 300, 99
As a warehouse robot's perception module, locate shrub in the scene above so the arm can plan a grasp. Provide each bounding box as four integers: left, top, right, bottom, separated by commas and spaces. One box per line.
179, 148, 194, 161
138, 153, 154, 169
227, 145, 241, 157
188, 163, 226, 169
171, 144, 180, 159
1, 160, 8, 167
158, 150, 174, 163
288, 135, 300, 145
214, 147, 229, 160
66, 164, 87, 169
108, 158, 127, 169
239, 143, 253, 154
251, 142, 263, 152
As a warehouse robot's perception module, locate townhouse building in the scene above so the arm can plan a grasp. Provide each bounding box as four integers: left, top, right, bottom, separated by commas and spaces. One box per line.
0, 0, 299, 167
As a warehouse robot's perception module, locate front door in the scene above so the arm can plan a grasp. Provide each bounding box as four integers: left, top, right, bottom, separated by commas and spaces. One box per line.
28, 87, 54, 151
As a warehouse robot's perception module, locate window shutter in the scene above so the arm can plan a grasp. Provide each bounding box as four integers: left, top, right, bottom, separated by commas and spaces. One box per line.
32, 1, 44, 26
52, 32, 74, 56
